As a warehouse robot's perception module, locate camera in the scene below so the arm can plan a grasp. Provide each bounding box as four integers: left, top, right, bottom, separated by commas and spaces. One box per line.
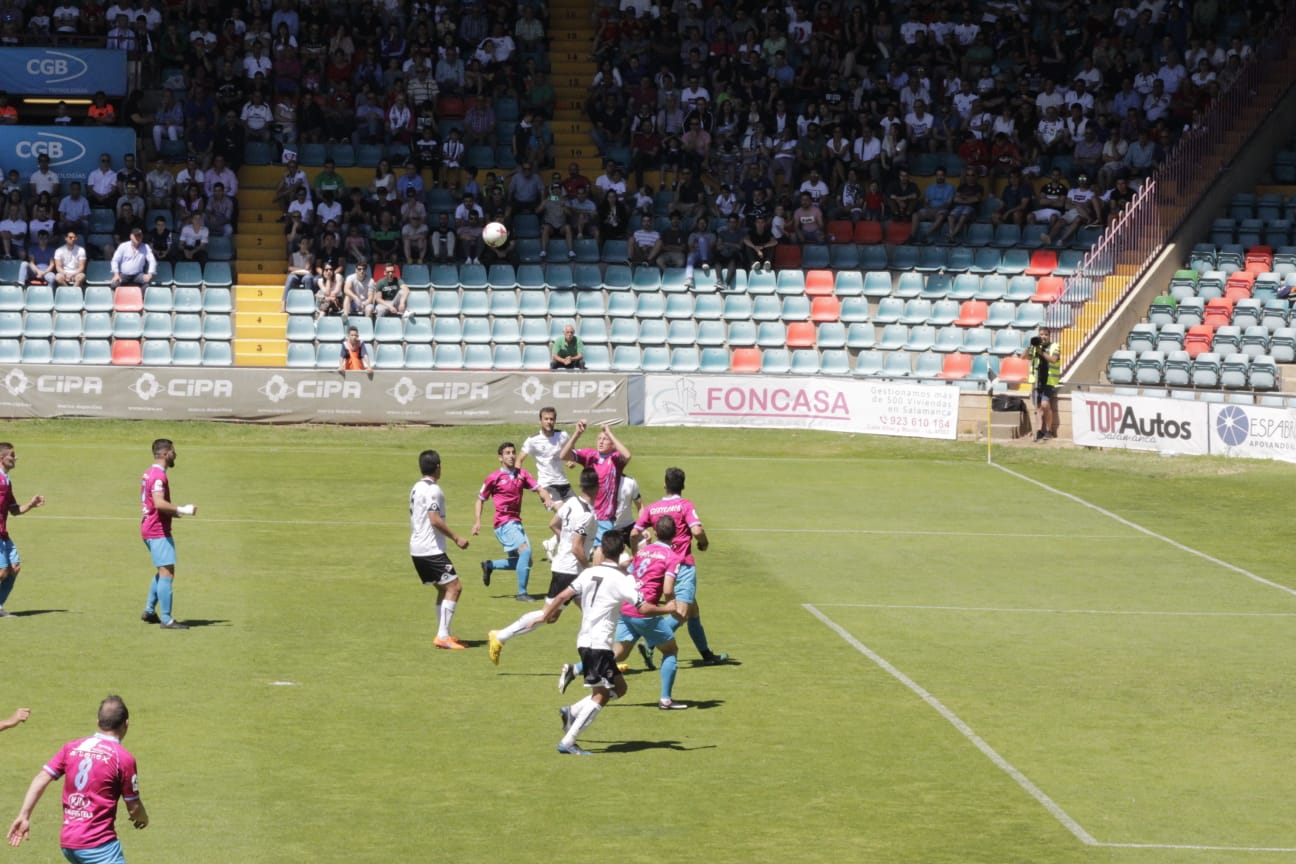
1029, 336, 1042, 348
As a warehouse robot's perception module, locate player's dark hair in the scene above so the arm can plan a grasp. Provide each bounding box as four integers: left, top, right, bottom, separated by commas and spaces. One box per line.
98, 695, 128, 732
579, 467, 599, 492
0, 442, 12, 457
151, 438, 173, 457
600, 529, 625, 561
418, 449, 441, 476
497, 441, 515, 455
539, 406, 556, 418
664, 467, 686, 495
654, 514, 677, 542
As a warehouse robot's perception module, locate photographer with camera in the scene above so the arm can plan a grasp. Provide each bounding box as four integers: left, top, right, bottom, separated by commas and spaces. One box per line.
1023, 327, 1061, 441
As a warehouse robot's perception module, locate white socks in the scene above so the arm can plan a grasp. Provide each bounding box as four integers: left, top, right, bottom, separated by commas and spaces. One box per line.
561, 696, 602, 747
498, 609, 546, 642
437, 599, 457, 639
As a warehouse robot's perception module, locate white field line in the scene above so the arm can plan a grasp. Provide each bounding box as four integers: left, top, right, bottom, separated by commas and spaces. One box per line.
807, 603, 1296, 853
818, 603, 1296, 618
803, 603, 1100, 847
29, 514, 1132, 540
991, 463, 1296, 600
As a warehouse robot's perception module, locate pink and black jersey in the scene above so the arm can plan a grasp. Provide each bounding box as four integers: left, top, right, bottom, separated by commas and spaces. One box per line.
139, 465, 171, 539
635, 495, 702, 565
622, 541, 679, 619
0, 469, 14, 539
43, 733, 139, 850
571, 449, 627, 521
477, 468, 540, 528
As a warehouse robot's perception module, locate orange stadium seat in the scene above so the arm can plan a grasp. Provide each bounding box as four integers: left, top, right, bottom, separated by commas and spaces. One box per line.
1024, 249, 1057, 276
730, 347, 761, 373
826, 221, 854, 243
854, 220, 883, 244
884, 221, 912, 245
1185, 324, 1215, 358
954, 300, 988, 326
111, 339, 142, 365
936, 352, 972, 379
1030, 276, 1065, 303
1203, 297, 1234, 328
805, 270, 835, 296
112, 285, 144, 313
785, 321, 816, 348
1224, 271, 1255, 300
809, 296, 841, 321
997, 355, 1031, 383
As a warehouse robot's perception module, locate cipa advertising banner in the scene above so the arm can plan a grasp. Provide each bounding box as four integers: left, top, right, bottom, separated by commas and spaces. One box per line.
1071, 392, 1208, 455
1207, 402, 1296, 464
642, 374, 959, 439
0, 49, 127, 97
0, 366, 627, 425
0, 127, 136, 186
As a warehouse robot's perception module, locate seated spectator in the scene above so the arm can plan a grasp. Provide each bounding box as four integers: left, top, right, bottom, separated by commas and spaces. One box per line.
599, 189, 629, 240
57, 182, 91, 236
342, 260, 375, 317
147, 214, 175, 263
176, 212, 210, 264
402, 211, 429, 263
145, 159, 174, 213
400, 188, 427, 225
743, 214, 778, 272
628, 213, 663, 267
1123, 127, 1158, 178
945, 169, 984, 242
456, 210, 485, 264
371, 259, 410, 317
0, 203, 26, 260
1031, 168, 1070, 233
206, 183, 235, 238
116, 183, 145, 220
462, 96, 495, 148
792, 191, 824, 244
240, 90, 274, 143
683, 214, 714, 289
20, 230, 55, 286
86, 154, 119, 209
109, 227, 156, 287
315, 260, 344, 317
429, 213, 456, 263
153, 90, 185, 154
536, 182, 572, 259
993, 169, 1034, 227
106, 202, 144, 259
274, 157, 311, 211
338, 325, 372, 371
86, 91, 114, 125
385, 91, 414, 146
1045, 174, 1099, 247
913, 167, 954, 239
1104, 175, 1137, 226
713, 213, 746, 290
567, 185, 600, 245
50, 230, 86, 288
285, 186, 314, 226
550, 323, 585, 370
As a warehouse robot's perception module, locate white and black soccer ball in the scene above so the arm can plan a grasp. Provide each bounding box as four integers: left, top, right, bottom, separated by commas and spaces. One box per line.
482, 221, 509, 248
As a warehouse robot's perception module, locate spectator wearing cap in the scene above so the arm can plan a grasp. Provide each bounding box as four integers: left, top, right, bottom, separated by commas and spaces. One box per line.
110, 227, 156, 287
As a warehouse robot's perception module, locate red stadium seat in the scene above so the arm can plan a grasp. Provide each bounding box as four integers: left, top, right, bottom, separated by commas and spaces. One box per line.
785, 321, 816, 348
826, 221, 854, 243
1185, 324, 1214, 358
936, 352, 972, 379
1024, 250, 1058, 276
805, 270, 835, 296
1225, 271, 1255, 300
730, 347, 761, 373
809, 296, 840, 322
1030, 276, 1065, 303
111, 339, 142, 365
854, 220, 883, 244
113, 285, 144, 312
774, 244, 802, 269
954, 300, 988, 326
1203, 297, 1234, 328
884, 221, 912, 245
997, 355, 1030, 383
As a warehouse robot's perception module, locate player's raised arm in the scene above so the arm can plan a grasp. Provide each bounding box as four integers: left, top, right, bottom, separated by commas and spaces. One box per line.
601, 424, 631, 464
0, 707, 29, 731
558, 419, 587, 462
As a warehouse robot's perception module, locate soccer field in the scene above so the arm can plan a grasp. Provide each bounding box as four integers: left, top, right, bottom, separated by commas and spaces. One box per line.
2, 419, 1295, 864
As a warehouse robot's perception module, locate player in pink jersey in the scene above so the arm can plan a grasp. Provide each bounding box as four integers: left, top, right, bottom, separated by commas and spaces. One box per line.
0, 442, 46, 618
473, 442, 556, 601
632, 467, 728, 666
614, 515, 689, 709
8, 695, 149, 864
139, 439, 197, 630
558, 419, 631, 552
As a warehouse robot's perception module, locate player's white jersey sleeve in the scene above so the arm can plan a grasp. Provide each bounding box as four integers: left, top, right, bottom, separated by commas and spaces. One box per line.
522, 430, 570, 487
553, 497, 596, 574
571, 563, 642, 650
613, 476, 640, 529
409, 479, 447, 556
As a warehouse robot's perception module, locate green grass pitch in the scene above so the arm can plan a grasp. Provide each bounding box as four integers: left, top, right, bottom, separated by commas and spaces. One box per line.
2, 419, 1296, 863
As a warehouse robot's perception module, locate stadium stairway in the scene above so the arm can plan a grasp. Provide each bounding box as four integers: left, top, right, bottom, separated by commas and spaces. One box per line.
548, 0, 602, 177
232, 166, 288, 366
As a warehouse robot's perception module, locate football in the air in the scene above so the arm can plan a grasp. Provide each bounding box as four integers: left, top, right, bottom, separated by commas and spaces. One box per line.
483, 221, 509, 247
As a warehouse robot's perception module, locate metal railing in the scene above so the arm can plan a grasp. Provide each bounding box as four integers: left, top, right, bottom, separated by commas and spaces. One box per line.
1051, 15, 1296, 376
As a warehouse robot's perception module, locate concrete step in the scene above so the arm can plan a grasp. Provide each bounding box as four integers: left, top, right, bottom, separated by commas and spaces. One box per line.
236, 271, 284, 286
236, 319, 288, 340
238, 165, 282, 187
239, 188, 277, 209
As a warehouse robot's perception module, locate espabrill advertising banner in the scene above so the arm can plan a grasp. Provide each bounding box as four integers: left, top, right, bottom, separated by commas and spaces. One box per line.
1071, 391, 1208, 455
1208, 402, 1296, 464
642, 374, 959, 439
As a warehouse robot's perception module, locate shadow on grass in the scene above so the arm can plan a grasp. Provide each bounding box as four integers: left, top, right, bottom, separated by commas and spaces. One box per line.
599, 739, 715, 753
177, 618, 232, 628
628, 698, 725, 711
10, 609, 69, 617
686, 657, 741, 669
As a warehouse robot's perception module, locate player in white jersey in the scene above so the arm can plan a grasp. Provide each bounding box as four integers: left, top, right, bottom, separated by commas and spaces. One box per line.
487, 468, 598, 665
610, 472, 641, 557
519, 407, 574, 560
409, 449, 472, 650
542, 531, 674, 755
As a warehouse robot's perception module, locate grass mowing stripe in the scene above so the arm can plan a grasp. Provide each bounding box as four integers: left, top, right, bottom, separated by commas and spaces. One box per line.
819, 603, 1296, 618
803, 603, 1100, 848
992, 462, 1296, 600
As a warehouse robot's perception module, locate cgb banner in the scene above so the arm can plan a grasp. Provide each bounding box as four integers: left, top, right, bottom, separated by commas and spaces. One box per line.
1071, 391, 1208, 455
0, 366, 627, 425
642, 374, 959, 439
0, 49, 128, 97
0, 126, 136, 186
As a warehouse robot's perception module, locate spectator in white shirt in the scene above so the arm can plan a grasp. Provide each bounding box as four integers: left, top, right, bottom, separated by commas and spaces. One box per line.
110, 228, 157, 287
50, 231, 86, 288
177, 212, 210, 263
